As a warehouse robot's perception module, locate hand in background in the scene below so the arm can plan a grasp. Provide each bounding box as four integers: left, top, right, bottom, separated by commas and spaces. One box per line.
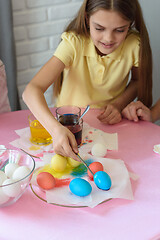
97, 104, 122, 124
122, 101, 152, 122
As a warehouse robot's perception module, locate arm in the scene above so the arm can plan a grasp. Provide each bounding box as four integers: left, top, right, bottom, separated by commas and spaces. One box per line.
22, 56, 79, 161
122, 101, 152, 122
97, 66, 138, 124
150, 99, 160, 122
113, 67, 138, 111
122, 99, 160, 123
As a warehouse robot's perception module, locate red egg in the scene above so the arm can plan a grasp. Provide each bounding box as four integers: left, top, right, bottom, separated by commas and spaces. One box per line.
37, 172, 56, 190
87, 162, 104, 180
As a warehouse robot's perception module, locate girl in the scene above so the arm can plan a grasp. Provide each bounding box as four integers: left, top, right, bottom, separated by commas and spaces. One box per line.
23, 0, 152, 160
122, 99, 160, 123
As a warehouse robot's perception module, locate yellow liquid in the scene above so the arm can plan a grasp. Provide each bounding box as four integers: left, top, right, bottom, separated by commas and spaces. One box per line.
30, 120, 52, 145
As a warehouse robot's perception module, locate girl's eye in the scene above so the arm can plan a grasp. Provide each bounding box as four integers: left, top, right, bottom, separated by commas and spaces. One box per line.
116, 29, 125, 33
95, 28, 104, 31
95, 28, 126, 32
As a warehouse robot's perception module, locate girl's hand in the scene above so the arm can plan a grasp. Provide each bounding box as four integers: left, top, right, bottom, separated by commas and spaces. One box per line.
122, 101, 152, 122
52, 124, 80, 161
97, 104, 122, 124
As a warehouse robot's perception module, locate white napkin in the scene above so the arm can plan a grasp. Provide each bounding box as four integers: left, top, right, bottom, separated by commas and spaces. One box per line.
9, 127, 54, 155
9, 123, 118, 155
33, 154, 135, 208
153, 144, 160, 155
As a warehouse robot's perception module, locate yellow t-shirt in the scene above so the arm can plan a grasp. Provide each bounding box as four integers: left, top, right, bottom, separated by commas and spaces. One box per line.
54, 31, 140, 108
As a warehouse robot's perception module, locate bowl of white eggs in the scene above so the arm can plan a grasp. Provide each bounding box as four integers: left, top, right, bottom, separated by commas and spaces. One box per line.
0, 148, 35, 207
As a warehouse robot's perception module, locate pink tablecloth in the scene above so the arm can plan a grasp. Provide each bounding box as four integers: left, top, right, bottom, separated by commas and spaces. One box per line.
0, 108, 160, 240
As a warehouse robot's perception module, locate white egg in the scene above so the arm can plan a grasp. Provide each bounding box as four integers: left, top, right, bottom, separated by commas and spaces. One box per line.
91, 143, 107, 157
5, 163, 19, 178
2, 179, 22, 198
12, 166, 31, 181
0, 188, 9, 204
0, 170, 7, 185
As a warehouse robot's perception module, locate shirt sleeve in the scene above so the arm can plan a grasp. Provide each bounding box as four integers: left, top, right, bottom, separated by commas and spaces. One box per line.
54, 32, 80, 67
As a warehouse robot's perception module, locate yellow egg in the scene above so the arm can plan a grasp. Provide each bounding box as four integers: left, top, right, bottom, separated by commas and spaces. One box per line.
67, 157, 80, 168
51, 154, 67, 172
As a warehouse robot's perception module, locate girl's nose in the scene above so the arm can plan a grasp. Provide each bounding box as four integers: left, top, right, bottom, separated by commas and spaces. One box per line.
104, 31, 114, 43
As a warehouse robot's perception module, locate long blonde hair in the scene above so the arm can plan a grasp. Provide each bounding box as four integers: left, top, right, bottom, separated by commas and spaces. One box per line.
54, 0, 152, 107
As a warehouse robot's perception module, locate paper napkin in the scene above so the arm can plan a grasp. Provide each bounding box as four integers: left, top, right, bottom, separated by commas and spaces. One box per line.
9, 123, 118, 156
153, 144, 160, 155
32, 153, 135, 208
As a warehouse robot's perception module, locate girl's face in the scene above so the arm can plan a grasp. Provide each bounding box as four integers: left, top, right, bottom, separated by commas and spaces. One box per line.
89, 9, 131, 56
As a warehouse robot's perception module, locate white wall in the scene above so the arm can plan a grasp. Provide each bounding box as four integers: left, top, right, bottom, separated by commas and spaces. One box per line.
12, 0, 83, 109
12, 0, 160, 114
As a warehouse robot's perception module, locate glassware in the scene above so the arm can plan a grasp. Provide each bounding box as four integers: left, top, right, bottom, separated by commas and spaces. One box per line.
0, 148, 35, 207
28, 113, 52, 145
56, 106, 83, 146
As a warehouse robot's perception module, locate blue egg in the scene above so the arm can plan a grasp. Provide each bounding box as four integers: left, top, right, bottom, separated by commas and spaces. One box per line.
69, 178, 92, 197
94, 171, 112, 190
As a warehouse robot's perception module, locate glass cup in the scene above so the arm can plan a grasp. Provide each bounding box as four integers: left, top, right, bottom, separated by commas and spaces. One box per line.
56, 106, 83, 146
28, 113, 52, 145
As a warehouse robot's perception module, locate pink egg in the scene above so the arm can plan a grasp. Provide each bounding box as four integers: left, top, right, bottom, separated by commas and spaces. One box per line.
37, 172, 56, 190
87, 162, 104, 180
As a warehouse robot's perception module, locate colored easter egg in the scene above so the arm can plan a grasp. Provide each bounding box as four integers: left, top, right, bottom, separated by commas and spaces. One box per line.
91, 143, 107, 157
69, 178, 92, 197
67, 157, 81, 167
37, 172, 56, 190
51, 154, 67, 172
94, 171, 111, 190
87, 162, 104, 180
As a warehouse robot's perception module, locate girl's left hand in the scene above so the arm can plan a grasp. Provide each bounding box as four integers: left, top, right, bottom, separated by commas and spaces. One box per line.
97, 104, 122, 124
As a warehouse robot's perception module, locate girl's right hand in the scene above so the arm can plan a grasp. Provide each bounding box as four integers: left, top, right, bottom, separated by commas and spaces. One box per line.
52, 124, 80, 161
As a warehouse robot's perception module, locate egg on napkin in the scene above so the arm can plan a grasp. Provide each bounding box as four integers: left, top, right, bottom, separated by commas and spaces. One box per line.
69, 178, 92, 197
51, 154, 67, 172
91, 143, 107, 157
37, 172, 56, 190
87, 162, 104, 179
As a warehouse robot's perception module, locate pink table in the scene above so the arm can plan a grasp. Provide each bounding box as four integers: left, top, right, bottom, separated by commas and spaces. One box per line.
0, 108, 160, 240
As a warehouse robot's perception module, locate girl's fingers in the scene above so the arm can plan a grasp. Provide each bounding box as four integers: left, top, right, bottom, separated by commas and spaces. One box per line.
123, 108, 132, 120
53, 128, 80, 161
108, 114, 122, 124
97, 109, 106, 120
99, 109, 122, 124
122, 104, 139, 121
129, 107, 139, 122
137, 108, 151, 121
97, 105, 113, 120
67, 132, 79, 154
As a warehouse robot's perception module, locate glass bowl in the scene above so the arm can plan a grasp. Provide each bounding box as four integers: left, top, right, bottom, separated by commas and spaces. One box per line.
0, 149, 35, 207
